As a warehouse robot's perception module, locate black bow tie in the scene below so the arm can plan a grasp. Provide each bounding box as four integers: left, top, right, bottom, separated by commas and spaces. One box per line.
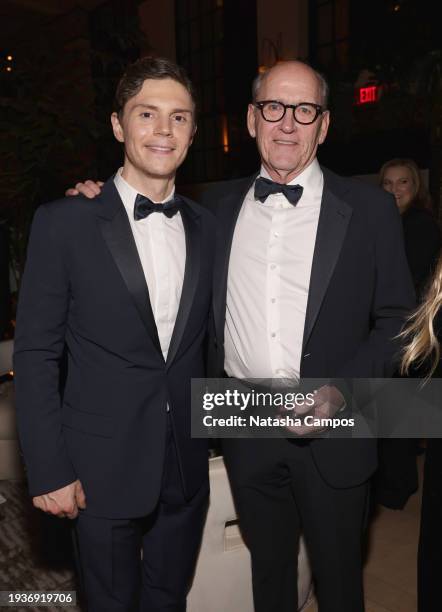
134, 194, 181, 221
254, 177, 303, 206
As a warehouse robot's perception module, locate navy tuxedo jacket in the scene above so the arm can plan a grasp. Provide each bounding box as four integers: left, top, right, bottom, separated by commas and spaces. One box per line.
202, 167, 416, 488
14, 178, 215, 518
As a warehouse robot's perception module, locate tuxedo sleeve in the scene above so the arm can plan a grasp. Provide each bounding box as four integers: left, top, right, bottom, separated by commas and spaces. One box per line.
14, 204, 76, 496
337, 193, 416, 382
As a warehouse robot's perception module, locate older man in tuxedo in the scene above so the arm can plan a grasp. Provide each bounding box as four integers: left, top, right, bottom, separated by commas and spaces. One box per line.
14, 57, 215, 612
67, 61, 414, 612
203, 61, 414, 612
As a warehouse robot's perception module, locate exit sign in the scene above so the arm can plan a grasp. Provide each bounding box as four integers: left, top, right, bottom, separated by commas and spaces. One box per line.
356, 85, 379, 105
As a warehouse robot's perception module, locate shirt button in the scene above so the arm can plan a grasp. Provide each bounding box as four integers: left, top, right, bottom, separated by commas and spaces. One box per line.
271, 298, 276, 303
271, 332, 276, 338
270, 264, 276, 270
274, 232, 279, 237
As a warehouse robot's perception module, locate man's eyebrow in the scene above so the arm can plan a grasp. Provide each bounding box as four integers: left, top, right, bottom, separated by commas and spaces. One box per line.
132, 103, 193, 113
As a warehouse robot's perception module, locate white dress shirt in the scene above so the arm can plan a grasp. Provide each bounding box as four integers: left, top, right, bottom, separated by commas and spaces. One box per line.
224, 158, 323, 380
114, 169, 186, 361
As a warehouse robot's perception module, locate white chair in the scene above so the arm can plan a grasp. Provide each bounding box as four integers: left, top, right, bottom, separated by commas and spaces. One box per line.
188, 456, 313, 612
0, 338, 13, 374
0, 339, 23, 480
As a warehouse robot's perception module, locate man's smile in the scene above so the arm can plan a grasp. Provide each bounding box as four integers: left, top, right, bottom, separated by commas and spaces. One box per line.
145, 144, 176, 154
273, 139, 297, 146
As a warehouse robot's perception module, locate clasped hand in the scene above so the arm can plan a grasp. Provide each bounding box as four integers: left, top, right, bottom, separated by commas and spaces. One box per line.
32, 479, 86, 519
282, 384, 345, 436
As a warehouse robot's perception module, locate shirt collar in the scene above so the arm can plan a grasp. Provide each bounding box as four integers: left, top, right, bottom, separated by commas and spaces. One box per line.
259, 158, 323, 206
114, 167, 176, 216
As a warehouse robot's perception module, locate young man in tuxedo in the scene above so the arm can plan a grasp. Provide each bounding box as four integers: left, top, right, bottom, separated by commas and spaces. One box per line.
14, 57, 215, 612
67, 61, 415, 612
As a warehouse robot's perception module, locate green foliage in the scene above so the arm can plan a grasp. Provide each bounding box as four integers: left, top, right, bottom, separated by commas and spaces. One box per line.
0, 39, 101, 287
0, 11, 147, 291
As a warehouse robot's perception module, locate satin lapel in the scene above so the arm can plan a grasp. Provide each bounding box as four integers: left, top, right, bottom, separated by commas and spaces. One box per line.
97, 180, 162, 357
302, 180, 352, 350
213, 175, 257, 342
166, 199, 201, 368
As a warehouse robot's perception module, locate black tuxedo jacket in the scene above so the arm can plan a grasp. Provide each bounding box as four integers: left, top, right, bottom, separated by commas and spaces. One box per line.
14, 179, 215, 518
401, 206, 441, 299
202, 167, 415, 487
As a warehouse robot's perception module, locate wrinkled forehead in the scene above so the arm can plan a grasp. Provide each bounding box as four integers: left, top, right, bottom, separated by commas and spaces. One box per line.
257, 66, 322, 103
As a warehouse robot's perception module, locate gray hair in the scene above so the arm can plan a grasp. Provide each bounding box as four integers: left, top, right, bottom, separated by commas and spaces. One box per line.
251, 63, 329, 109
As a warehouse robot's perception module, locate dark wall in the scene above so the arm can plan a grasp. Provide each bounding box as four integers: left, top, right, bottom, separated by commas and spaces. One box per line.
0, 223, 10, 339
309, 0, 439, 195
222, 0, 259, 179
176, 0, 259, 185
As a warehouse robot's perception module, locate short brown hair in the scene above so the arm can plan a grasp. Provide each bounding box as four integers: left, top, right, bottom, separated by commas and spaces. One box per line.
114, 56, 196, 117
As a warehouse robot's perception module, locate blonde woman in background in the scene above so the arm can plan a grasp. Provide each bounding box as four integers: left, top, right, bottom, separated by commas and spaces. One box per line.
401, 255, 442, 612
375, 159, 441, 511
380, 158, 440, 297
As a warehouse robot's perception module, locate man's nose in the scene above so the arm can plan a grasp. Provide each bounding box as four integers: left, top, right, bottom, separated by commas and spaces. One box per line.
154, 117, 172, 135
279, 108, 297, 132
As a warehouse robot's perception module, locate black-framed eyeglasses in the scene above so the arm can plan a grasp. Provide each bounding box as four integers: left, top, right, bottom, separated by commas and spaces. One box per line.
254, 100, 325, 125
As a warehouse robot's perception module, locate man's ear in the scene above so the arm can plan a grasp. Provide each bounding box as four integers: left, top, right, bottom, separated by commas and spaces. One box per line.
318, 110, 330, 145
247, 103, 257, 138
111, 112, 125, 143
189, 122, 197, 146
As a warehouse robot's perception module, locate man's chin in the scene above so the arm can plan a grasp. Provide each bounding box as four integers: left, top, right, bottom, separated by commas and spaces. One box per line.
268, 155, 302, 170
139, 164, 177, 180
266, 161, 303, 180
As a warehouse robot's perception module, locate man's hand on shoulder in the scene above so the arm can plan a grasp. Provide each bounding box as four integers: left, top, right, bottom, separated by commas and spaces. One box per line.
65, 180, 104, 198
33, 479, 86, 519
